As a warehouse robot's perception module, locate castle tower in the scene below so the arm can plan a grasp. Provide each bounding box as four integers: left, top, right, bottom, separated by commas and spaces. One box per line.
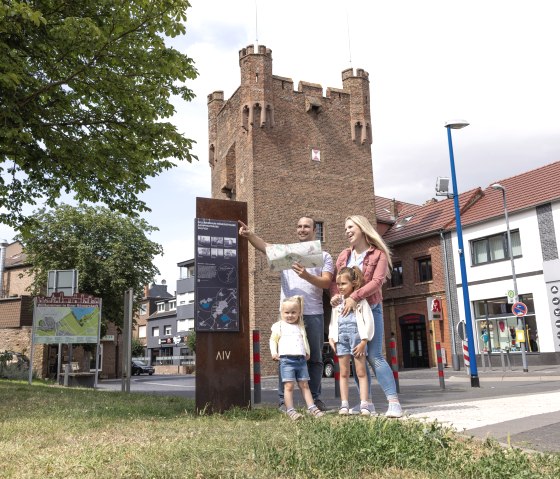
208, 45, 377, 374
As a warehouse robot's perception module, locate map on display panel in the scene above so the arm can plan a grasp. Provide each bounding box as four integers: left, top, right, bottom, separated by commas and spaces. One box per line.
195, 218, 239, 332
196, 287, 238, 331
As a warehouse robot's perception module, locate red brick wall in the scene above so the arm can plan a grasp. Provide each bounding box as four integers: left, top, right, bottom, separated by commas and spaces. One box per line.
382, 235, 452, 368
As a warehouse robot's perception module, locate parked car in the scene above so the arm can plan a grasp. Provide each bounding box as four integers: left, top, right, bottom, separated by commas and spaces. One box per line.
131, 360, 154, 376
322, 342, 353, 378
322, 342, 336, 378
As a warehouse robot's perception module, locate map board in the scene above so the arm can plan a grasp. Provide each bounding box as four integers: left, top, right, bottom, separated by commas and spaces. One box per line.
33, 292, 102, 344
195, 218, 239, 332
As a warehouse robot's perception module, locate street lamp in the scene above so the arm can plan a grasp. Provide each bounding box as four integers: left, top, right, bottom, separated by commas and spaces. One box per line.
491, 183, 529, 372
445, 120, 480, 387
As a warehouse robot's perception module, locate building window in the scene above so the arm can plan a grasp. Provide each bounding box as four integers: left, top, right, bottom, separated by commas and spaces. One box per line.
417, 256, 432, 282
169, 300, 176, 310
473, 294, 538, 353
390, 262, 403, 287
152, 326, 160, 337
138, 326, 146, 338
177, 319, 188, 332
315, 221, 324, 242
471, 230, 521, 266
157, 302, 165, 312
164, 325, 172, 336
139, 304, 147, 315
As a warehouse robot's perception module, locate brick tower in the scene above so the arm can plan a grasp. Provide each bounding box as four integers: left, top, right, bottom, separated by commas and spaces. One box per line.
208, 44, 377, 374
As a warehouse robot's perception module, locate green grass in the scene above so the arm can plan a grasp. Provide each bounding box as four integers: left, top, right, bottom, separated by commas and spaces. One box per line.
1, 380, 559, 479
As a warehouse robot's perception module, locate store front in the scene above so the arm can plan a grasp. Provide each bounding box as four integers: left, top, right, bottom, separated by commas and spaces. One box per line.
473, 294, 538, 354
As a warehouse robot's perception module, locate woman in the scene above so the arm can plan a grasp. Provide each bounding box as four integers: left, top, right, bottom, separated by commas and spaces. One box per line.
330, 215, 403, 418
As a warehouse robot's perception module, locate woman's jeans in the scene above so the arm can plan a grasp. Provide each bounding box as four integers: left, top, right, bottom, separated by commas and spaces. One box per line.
354, 303, 398, 400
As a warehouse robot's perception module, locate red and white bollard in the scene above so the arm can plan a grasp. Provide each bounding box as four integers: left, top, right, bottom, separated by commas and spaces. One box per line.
253, 330, 261, 404
389, 338, 400, 394
436, 341, 445, 390
462, 340, 471, 376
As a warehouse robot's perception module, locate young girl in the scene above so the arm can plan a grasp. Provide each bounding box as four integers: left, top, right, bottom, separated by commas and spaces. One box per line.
270, 296, 325, 420
328, 266, 374, 416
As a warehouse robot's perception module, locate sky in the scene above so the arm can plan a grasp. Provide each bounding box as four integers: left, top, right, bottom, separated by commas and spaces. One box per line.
3, 0, 560, 292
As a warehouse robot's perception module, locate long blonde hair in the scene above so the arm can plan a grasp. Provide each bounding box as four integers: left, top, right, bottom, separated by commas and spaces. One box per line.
280, 295, 305, 326
346, 215, 392, 277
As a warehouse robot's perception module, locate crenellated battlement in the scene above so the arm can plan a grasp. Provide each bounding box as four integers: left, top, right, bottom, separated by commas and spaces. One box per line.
342, 68, 369, 81
207, 91, 225, 104
239, 44, 272, 62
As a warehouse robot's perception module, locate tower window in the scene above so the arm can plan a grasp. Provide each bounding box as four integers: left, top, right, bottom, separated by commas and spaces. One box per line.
315, 222, 325, 242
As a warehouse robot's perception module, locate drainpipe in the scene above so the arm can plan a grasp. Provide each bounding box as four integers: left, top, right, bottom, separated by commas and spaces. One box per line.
440, 230, 460, 370
0, 240, 8, 298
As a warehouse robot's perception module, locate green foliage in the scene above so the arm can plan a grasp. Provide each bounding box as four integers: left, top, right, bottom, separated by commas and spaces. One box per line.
16, 204, 162, 327
186, 330, 195, 352
1, 380, 560, 479
0, 0, 197, 228
131, 338, 145, 358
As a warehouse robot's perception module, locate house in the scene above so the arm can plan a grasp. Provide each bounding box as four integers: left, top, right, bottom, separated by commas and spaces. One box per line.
138, 260, 196, 374
382, 160, 560, 369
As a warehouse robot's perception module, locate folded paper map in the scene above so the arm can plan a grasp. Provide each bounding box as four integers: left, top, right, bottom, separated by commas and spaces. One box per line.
265, 240, 324, 271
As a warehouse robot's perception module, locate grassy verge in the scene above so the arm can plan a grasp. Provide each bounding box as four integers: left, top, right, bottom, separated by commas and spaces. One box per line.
1, 380, 559, 479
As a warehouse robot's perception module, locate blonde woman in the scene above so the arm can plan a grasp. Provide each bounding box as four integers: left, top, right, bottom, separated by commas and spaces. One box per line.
330, 215, 403, 418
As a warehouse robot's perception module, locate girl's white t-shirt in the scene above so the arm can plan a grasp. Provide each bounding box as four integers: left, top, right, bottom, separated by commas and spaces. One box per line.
278, 322, 306, 356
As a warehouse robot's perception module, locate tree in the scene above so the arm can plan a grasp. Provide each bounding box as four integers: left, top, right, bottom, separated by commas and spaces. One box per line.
0, 1, 197, 228
131, 338, 146, 359
16, 204, 162, 328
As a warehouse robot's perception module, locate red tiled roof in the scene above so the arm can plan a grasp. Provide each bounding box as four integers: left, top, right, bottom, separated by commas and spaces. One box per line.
382, 188, 483, 244
461, 161, 560, 226
375, 196, 421, 224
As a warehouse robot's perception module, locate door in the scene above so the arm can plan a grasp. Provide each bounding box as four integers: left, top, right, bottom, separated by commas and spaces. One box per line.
400, 315, 429, 368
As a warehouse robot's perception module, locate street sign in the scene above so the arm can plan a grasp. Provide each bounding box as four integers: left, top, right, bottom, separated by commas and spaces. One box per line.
512, 302, 528, 317
552, 286, 559, 294
507, 290, 515, 304
456, 321, 467, 341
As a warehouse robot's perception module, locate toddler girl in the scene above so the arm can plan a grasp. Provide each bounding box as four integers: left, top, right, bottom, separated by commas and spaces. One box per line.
270, 296, 325, 420
328, 266, 374, 415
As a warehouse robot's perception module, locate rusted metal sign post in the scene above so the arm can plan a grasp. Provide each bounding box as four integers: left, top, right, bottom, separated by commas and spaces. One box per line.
195, 198, 250, 413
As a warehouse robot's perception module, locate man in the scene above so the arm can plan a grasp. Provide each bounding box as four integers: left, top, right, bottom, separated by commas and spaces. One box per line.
239, 217, 334, 411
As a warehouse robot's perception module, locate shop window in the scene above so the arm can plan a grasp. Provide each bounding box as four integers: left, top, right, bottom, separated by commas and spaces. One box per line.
471, 230, 521, 266
416, 256, 432, 282
473, 294, 538, 353
138, 325, 146, 338
390, 262, 403, 287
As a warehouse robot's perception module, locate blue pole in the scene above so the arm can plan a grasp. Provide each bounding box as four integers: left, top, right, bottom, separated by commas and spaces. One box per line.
446, 127, 480, 387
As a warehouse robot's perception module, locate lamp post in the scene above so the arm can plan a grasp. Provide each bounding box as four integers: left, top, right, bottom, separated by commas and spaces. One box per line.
491, 183, 529, 372
445, 120, 480, 387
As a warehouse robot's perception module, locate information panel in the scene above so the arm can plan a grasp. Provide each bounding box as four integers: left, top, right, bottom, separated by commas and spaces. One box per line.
33, 292, 101, 344
195, 218, 239, 332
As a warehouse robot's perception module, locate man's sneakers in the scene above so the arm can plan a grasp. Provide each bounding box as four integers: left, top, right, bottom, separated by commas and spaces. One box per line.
314, 399, 328, 412
385, 401, 403, 418
278, 402, 287, 414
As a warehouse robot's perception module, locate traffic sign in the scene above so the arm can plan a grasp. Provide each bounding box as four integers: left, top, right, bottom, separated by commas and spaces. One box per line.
512, 302, 528, 317
507, 290, 515, 304
456, 321, 467, 341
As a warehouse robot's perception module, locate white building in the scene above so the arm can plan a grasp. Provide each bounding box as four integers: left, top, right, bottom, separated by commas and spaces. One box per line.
452, 161, 560, 364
